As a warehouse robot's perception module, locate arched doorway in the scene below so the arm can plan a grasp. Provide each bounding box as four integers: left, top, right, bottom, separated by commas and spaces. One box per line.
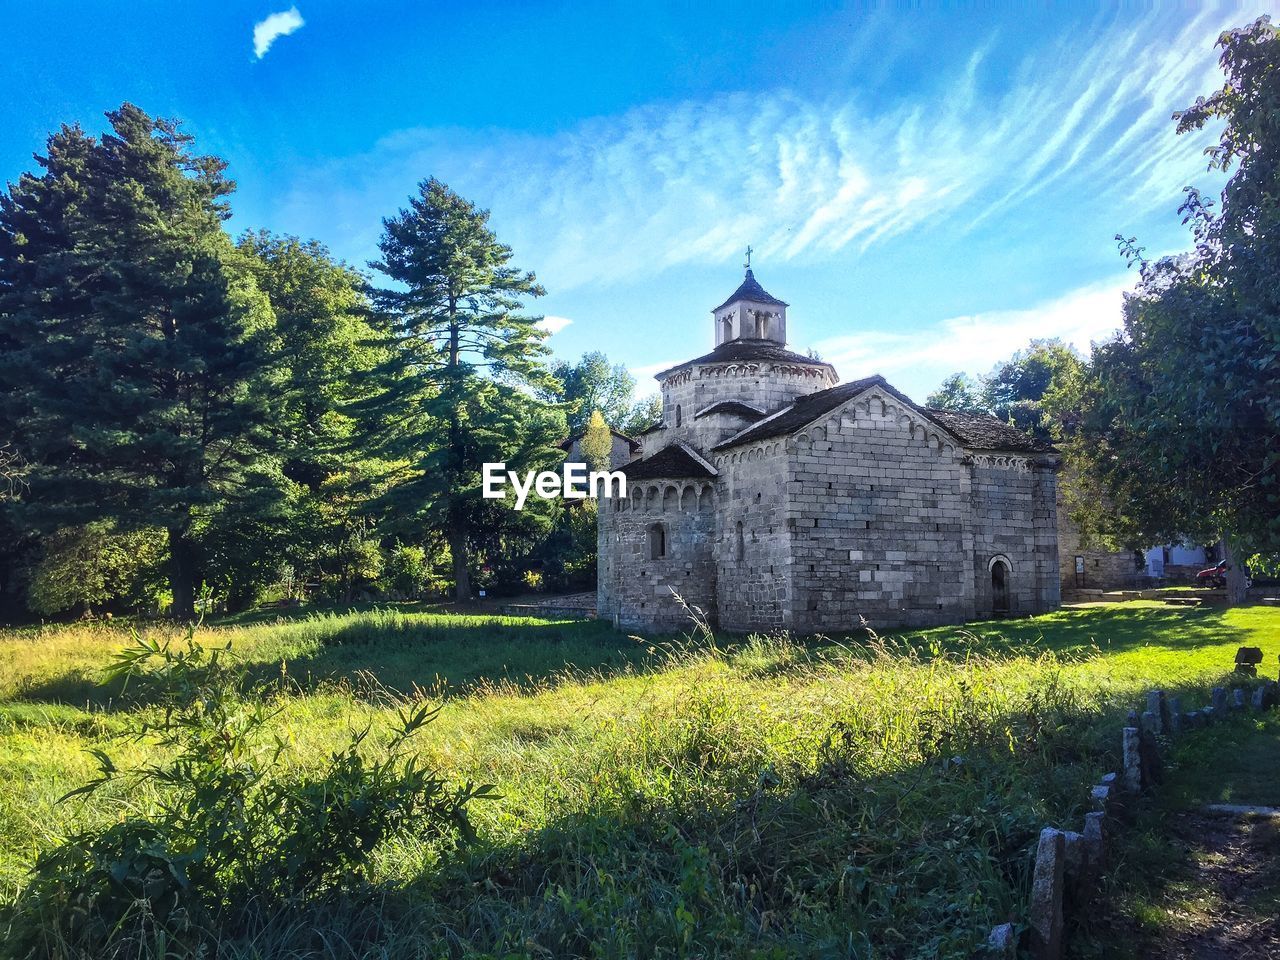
990, 557, 1011, 614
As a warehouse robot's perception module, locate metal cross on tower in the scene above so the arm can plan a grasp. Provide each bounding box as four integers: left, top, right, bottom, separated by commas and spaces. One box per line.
743, 245, 753, 270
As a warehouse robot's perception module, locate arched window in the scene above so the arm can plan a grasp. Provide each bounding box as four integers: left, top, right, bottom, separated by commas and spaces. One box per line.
754, 312, 767, 338
648, 523, 666, 560
735, 521, 745, 560
675, 405, 682, 427
720, 317, 732, 342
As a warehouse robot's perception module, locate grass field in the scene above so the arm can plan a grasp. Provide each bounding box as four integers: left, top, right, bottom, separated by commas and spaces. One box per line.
1068, 712, 1280, 958
1, 602, 1277, 958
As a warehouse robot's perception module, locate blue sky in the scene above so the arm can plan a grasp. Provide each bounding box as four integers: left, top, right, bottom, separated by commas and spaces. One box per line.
0, 1, 1256, 400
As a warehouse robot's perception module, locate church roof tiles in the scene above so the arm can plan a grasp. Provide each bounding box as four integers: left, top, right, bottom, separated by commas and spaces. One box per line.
693, 400, 766, 421
618, 441, 718, 480
655, 339, 832, 380
713, 375, 1051, 453
713, 269, 789, 312
923, 407, 1051, 453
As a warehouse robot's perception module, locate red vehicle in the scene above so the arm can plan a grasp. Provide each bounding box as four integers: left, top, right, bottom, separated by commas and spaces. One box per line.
1195, 560, 1252, 590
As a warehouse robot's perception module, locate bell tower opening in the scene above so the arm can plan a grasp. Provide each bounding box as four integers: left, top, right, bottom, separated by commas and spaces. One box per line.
711, 251, 788, 347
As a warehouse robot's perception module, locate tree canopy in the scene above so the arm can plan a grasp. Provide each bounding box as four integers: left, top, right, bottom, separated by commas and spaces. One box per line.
926, 339, 1083, 444
0, 104, 281, 617
0, 110, 599, 620
1062, 16, 1280, 599
362, 178, 565, 601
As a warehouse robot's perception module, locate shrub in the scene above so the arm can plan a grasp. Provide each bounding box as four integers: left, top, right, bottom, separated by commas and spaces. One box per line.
4, 625, 494, 958
384, 542, 429, 598
27, 524, 167, 617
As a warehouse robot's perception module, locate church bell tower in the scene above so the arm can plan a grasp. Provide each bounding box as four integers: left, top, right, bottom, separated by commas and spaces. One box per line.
712, 248, 789, 347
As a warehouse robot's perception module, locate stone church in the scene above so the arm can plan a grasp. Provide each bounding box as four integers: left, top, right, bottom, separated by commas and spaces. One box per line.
597, 268, 1062, 633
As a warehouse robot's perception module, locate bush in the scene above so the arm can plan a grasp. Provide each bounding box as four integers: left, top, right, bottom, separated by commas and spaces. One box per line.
4, 625, 494, 958
27, 524, 167, 617
383, 542, 429, 598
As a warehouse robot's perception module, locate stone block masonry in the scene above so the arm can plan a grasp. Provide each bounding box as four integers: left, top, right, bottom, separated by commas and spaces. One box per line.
598, 268, 1060, 634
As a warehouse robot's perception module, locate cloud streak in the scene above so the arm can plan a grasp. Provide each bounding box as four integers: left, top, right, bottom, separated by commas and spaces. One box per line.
273, 5, 1238, 290
535, 315, 574, 335
253, 7, 305, 59
812, 278, 1131, 400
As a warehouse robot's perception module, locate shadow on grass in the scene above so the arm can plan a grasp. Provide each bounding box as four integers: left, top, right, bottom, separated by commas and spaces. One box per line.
11, 603, 1267, 713
238, 616, 654, 702
8, 613, 665, 711
0, 722, 1074, 958
1066, 714, 1280, 959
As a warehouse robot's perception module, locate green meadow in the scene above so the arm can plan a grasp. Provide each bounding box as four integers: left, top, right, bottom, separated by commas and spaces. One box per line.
1, 602, 1277, 958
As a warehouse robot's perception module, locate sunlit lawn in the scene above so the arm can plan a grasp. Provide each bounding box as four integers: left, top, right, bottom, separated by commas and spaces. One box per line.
1, 601, 1276, 957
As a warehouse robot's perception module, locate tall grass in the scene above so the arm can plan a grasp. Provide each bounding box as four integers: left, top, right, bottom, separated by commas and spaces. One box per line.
1, 603, 1277, 958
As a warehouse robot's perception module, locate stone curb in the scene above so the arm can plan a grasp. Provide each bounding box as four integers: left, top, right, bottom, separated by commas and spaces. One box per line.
978, 663, 1280, 959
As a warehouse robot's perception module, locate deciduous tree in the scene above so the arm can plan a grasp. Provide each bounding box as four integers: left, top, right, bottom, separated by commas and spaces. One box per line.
1068, 16, 1280, 604
550, 352, 636, 435
580, 410, 614, 472
924, 373, 985, 414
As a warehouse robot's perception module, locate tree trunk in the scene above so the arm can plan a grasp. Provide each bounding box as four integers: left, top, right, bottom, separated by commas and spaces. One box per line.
1220, 534, 1249, 607
168, 526, 197, 620
445, 305, 471, 603
448, 519, 471, 602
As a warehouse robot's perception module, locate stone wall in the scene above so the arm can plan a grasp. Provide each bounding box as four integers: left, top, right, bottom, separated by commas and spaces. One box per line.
771, 389, 979, 634
597, 479, 718, 631
714, 443, 791, 632
644, 360, 835, 456
1055, 484, 1140, 593
604, 383, 1061, 636
969, 457, 1062, 617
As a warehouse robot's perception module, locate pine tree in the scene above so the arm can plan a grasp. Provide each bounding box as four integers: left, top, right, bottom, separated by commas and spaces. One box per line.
0, 104, 280, 618
365, 179, 562, 601
238, 231, 383, 486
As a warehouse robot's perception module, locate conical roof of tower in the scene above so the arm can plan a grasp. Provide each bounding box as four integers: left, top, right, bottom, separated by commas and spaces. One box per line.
713, 268, 788, 312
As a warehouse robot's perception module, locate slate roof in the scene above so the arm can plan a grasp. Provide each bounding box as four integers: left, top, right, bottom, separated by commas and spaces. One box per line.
713, 269, 789, 312
713, 375, 1052, 453
619, 442, 718, 480
694, 400, 766, 421
923, 408, 1051, 453
656, 339, 832, 380
713, 376, 906, 450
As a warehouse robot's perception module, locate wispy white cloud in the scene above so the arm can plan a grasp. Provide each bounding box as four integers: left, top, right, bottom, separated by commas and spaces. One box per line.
536, 315, 574, 335
813, 277, 1132, 400
273, 5, 1237, 289
253, 7, 305, 59
628, 360, 682, 397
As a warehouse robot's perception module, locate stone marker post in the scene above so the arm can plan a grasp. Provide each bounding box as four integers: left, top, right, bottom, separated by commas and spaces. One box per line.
1146, 690, 1171, 734
1122, 727, 1142, 793
1211, 687, 1227, 714
1083, 811, 1106, 871
1029, 828, 1066, 960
